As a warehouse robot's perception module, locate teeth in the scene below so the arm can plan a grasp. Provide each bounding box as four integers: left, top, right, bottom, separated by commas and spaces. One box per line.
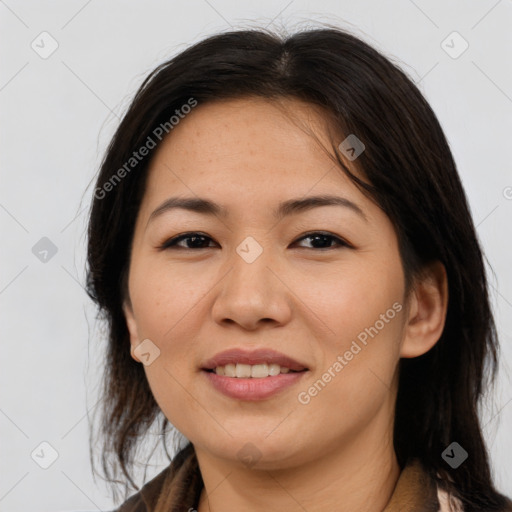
236, 364, 251, 378
214, 363, 293, 377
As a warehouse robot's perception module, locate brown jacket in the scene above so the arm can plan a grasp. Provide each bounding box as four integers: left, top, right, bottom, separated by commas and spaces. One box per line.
115, 443, 463, 512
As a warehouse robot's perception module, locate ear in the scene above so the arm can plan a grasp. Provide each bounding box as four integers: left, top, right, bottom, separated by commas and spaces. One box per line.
400, 260, 448, 358
123, 300, 142, 363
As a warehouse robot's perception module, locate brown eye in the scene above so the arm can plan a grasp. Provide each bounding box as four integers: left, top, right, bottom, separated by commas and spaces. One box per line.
293, 232, 350, 250
158, 231, 351, 251
159, 232, 216, 250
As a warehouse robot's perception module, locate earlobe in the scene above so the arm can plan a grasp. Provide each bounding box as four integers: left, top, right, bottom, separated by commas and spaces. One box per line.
400, 260, 449, 358
123, 301, 142, 363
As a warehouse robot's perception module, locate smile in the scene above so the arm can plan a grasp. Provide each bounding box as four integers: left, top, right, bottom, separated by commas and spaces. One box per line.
202, 367, 308, 401
208, 363, 304, 378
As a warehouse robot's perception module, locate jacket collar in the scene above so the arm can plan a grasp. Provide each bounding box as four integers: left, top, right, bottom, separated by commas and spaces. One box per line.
382, 458, 441, 511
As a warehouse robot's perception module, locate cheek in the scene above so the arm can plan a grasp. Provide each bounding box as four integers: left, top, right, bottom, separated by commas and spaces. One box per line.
302, 258, 405, 393
128, 258, 210, 340
128, 260, 205, 429
298, 294, 404, 434
306, 262, 403, 341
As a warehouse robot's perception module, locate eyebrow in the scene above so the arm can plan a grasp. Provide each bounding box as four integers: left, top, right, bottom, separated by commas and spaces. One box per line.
147, 194, 368, 226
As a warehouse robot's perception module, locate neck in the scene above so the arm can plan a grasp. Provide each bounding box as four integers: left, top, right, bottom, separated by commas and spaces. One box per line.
195, 409, 400, 512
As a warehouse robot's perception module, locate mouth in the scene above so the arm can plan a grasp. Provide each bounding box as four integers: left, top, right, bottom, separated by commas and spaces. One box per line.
200, 348, 310, 377
203, 363, 308, 378
202, 364, 309, 401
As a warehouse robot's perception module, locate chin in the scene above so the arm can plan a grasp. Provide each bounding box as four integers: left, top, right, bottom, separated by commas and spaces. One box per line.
199, 434, 307, 470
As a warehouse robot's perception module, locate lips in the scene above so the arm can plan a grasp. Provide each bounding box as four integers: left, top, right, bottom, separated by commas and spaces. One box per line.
201, 348, 309, 372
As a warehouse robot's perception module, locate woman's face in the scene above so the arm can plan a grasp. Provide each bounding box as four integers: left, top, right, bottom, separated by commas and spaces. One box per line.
124, 96, 413, 469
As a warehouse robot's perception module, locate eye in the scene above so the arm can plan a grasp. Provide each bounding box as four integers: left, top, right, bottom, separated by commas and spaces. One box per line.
158, 231, 350, 251
158, 232, 216, 250
292, 231, 350, 250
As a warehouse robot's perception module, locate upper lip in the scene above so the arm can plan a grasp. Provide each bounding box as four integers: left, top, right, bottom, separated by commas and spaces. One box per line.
201, 348, 309, 372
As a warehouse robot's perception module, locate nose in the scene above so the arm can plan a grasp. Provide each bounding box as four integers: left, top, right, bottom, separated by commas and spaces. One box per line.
210, 245, 293, 331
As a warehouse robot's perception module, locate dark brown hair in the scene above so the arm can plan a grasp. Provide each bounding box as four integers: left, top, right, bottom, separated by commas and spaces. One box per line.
86, 26, 512, 511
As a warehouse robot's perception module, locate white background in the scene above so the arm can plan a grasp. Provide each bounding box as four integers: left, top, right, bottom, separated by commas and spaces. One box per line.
1, 1, 511, 510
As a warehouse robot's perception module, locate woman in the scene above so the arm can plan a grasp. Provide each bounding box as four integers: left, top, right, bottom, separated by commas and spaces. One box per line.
86, 26, 512, 512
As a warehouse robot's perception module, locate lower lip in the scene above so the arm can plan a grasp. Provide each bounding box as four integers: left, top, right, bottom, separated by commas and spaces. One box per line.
202, 370, 308, 401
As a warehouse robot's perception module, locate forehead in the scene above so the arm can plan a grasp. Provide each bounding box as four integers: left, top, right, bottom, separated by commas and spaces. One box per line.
143, 97, 365, 202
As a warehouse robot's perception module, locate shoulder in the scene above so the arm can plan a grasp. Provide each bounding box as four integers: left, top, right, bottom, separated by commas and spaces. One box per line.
113, 465, 172, 512
388, 458, 465, 512
437, 486, 464, 512
112, 442, 201, 512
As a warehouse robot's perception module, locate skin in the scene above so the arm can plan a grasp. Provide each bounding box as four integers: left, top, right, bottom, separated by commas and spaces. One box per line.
123, 96, 448, 512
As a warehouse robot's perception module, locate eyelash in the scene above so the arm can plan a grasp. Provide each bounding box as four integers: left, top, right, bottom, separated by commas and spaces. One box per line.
158, 231, 351, 251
